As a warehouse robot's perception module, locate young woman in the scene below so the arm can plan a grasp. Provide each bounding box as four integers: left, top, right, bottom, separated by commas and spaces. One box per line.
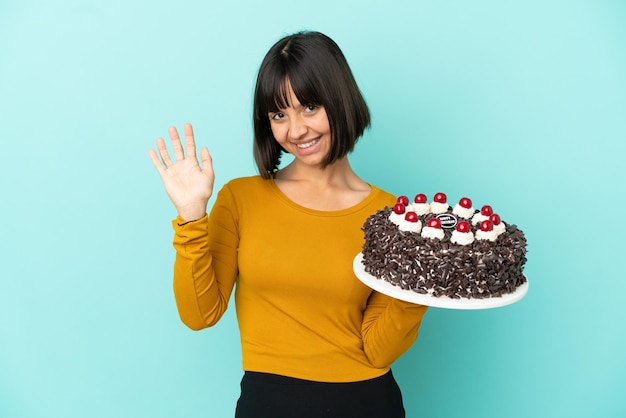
149, 31, 428, 418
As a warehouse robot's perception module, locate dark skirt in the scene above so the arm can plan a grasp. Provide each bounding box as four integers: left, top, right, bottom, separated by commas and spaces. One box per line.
235, 370, 405, 418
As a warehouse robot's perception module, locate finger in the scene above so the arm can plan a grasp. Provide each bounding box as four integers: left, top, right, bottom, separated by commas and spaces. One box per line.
155, 137, 175, 168
148, 148, 166, 174
168, 126, 185, 162
199, 147, 214, 178
184, 123, 197, 159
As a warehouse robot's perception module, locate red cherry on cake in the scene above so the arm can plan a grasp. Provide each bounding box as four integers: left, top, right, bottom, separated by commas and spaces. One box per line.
427, 218, 442, 229
480, 220, 494, 232
490, 213, 501, 225
481, 205, 493, 216
405, 211, 418, 222
414, 193, 427, 204
459, 197, 472, 209
393, 203, 406, 215
397, 195, 409, 206
434, 192, 447, 203
456, 221, 471, 233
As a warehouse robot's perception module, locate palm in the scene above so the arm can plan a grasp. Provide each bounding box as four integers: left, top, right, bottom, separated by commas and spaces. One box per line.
161, 154, 212, 203
149, 123, 215, 221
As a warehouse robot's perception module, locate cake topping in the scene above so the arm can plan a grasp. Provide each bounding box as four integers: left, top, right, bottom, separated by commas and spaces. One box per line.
389, 203, 407, 226
430, 192, 449, 214
411, 193, 431, 215
397, 195, 409, 206
471, 204, 493, 225
456, 221, 471, 233
393, 203, 406, 215
476, 220, 498, 241
414, 194, 427, 204
405, 212, 419, 222
421, 217, 445, 240
490, 213, 506, 235
390, 193, 510, 243
450, 220, 475, 245
390, 205, 423, 233
427, 218, 441, 228
395, 211, 422, 233
452, 196, 475, 218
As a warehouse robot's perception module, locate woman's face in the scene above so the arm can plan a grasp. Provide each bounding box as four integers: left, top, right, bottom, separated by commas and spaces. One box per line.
268, 83, 331, 168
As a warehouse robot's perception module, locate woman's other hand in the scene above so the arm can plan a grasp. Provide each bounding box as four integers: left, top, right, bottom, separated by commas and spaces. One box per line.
149, 123, 214, 221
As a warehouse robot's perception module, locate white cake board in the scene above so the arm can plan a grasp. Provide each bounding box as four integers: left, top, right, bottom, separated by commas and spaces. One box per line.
353, 253, 528, 310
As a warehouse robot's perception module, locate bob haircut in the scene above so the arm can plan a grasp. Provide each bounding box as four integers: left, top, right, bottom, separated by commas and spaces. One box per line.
253, 31, 371, 179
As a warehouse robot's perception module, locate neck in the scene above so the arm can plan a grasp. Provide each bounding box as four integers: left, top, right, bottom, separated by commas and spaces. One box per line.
272, 157, 371, 211
277, 158, 357, 186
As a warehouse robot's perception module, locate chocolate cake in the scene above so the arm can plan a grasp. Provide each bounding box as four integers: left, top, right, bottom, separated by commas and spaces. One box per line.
360, 193, 527, 299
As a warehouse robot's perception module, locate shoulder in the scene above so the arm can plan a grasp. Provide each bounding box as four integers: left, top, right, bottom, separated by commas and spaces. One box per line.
222, 175, 270, 192
225, 175, 265, 187
217, 175, 275, 203
368, 184, 397, 208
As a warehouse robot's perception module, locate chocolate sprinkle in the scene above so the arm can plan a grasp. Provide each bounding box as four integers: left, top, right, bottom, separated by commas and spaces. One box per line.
361, 207, 528, 299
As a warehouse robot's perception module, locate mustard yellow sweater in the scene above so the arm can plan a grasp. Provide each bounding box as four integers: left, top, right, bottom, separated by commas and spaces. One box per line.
172, 176, 428, 382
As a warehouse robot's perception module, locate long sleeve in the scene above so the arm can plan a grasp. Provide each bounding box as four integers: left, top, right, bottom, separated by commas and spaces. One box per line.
361, 293, 428, 368
171, 185, 240, 330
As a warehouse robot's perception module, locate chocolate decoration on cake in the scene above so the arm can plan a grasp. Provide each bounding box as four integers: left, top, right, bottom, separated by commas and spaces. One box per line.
360, 194, 527, 300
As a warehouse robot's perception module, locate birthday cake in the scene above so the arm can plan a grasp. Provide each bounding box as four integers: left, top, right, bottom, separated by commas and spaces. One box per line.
360, 193, 527, 299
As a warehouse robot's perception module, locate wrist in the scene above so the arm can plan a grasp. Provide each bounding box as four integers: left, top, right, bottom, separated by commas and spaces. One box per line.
177, 205, 207, 223
177, 215, 205, 226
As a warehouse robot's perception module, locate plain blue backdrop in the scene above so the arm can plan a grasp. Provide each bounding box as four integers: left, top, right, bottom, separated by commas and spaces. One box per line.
1, 1, 625, 417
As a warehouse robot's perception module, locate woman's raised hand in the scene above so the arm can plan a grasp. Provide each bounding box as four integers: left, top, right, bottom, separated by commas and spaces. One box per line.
149, 123, 214, 221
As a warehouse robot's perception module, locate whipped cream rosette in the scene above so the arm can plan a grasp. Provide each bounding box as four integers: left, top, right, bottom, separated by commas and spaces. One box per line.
398, 211, 422, 233
429, 192, 449, 214
475, 220, 498, 241
452, 197, 475, 219
421, 218, 445, 240
450, 221, 475, 245
410, 193, 431, 215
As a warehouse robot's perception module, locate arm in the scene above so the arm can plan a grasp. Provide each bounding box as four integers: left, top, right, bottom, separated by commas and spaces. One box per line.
150, 124, 236, 329
361, 292, 428, 368
171, 198, 239, 330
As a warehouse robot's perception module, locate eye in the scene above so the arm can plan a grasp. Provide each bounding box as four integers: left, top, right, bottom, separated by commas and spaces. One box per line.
269, 112, 285, 121
304, 104, 318, 113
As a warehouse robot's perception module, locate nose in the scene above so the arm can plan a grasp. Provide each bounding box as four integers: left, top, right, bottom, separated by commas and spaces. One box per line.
288, 115, 308, 140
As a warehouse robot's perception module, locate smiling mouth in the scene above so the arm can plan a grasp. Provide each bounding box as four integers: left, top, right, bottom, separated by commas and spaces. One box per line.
295, 138, 320, 149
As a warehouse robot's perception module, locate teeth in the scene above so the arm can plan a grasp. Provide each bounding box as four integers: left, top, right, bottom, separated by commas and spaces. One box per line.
296, 139, 318, 149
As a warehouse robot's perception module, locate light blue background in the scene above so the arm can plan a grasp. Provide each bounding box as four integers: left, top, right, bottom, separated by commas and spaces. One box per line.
1, 1, 625, 417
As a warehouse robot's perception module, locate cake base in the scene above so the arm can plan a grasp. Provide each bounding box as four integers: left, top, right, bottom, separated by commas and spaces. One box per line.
353, 253, 528, 310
